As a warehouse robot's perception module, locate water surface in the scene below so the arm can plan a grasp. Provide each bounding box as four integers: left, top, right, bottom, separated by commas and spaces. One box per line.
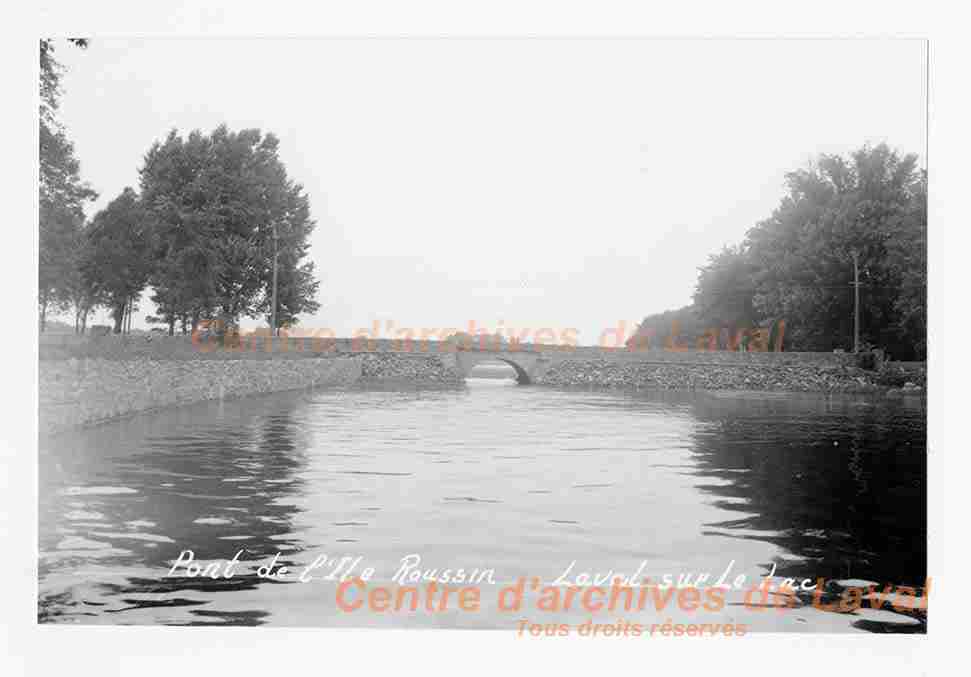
39, 378, 926, 631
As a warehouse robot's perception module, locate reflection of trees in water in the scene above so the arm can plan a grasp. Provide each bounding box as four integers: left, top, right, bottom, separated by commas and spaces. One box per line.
39, 404, 311, 625
686, 396, 925, 586
126, 409, 309, 565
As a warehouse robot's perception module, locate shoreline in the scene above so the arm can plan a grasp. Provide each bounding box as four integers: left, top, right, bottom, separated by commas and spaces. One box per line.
38, 351, 925, 435
37, 334, 925, 435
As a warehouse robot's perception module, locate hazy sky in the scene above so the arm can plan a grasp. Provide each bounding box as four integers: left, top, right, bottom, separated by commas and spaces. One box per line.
55, 38, 926, 344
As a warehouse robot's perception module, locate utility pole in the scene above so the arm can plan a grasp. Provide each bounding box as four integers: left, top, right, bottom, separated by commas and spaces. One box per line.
270, 222, 279, 338
851, 250, 860, 353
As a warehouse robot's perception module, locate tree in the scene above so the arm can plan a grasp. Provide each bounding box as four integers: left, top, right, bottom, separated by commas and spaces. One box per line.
63, 227, 105, 333
40, 39, 91, 211
745, 144, 925, 356
628, 305, 707, 350
256, 260, 321, 330
883, 170, 928, 359
82, 188, 152, 333
39, 38, 96, 331
253, 186, 321, 329
631, 143, 927, 359
140, 125, 319, 333
692, 244, 758, 333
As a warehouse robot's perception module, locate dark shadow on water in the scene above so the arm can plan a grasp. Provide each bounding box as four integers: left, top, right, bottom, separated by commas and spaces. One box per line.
683, 393, 926, 587
39, 400, 312, 623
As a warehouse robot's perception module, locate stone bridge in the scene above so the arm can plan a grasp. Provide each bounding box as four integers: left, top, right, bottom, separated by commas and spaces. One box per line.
39, 333, 869, 391
454, 350, 554, 384
452, 344, 859, 386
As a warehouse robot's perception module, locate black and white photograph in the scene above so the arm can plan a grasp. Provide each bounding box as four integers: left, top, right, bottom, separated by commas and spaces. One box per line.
7, 2, 967, 673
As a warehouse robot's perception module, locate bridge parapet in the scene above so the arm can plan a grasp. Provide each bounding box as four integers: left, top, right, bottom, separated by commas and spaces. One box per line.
40, 332, 858, 372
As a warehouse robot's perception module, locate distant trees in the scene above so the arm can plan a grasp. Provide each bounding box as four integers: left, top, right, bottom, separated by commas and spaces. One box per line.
630, 143, 927, 359
692, 244, 758, 334
627, 306, 704, 350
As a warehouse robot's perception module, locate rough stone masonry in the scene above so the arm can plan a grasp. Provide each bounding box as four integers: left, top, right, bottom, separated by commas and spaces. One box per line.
38, 334, 924, 435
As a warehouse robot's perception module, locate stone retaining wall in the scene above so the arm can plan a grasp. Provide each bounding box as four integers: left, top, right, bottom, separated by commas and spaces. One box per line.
37, 351, 471, 435
39, 333, 860, 367
38, 335, 921, 434
359, 352, 463, 384
39, 356, 362, 436
535, 358, 899, 393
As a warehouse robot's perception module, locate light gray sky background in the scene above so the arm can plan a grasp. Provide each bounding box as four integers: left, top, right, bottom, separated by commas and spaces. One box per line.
55, 38, 926, 344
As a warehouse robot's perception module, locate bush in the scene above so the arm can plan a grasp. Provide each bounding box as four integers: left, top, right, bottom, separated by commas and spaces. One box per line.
874, 363, 909, 387
856, 351, 877, 370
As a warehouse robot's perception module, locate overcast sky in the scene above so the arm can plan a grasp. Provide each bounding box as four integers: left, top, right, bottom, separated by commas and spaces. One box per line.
55, 38, 926, 344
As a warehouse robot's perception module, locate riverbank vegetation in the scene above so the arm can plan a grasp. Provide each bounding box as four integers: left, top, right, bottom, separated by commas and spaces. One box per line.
38, 39, 320, 336
631, 144, 927, 361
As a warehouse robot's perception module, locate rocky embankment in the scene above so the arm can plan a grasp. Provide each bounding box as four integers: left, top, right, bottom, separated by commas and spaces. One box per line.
536, 358, 926, 394
38, 351, 468, 435
359, 352, 464, 384
39, 356, 362, 435
38, 333, 925, 434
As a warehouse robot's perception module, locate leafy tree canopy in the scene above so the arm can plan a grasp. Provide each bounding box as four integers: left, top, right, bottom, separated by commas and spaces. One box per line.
631, 144, 926, 359
139, 125, 320, 333
39, 38, 96, 331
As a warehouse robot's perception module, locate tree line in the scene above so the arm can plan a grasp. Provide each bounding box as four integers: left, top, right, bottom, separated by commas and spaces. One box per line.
630, 144, 927, 361
39, 39, 320, 335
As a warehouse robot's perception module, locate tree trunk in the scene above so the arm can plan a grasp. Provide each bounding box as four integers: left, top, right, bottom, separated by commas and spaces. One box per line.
168, 316, 175, 336
113, 301, 126, 334
77, 300, 89, 334
39, 293, 48, 333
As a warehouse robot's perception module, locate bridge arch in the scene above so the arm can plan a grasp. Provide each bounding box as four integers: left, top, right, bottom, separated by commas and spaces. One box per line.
492, 358, 531, 385
456, 351, 537, 385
